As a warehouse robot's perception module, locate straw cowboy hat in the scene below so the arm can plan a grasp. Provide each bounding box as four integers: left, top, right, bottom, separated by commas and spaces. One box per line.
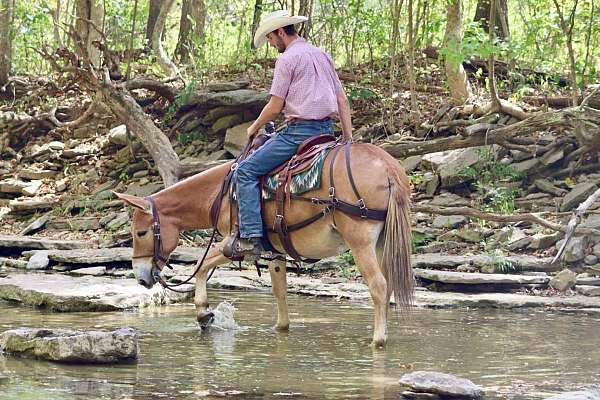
253, 10, 308, 49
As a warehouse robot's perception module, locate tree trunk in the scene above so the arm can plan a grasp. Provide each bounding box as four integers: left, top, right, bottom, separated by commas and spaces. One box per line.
388, 0, 403, 130
487, 0, 502, 110
474, 0, 509, 39
297, 0, 312, 38
145, 0, 161, 48
250, 0, 263, 49
151, 0, 180, 77
406, 0, 420, 121
75, 0, 104, 67
51, 0, 64, 48
552, 0, 580, 106
174, 0, 206, 63
96, 86, 180, 187
0, 0, 14, 88
443, 0, 472, 105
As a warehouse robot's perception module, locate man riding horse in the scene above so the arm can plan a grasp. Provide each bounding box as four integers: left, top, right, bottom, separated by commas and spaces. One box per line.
229, 10, 354, 261
115, 8, 413, 347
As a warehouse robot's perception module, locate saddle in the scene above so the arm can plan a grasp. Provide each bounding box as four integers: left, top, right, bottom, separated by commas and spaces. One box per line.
210, 131, 387, 262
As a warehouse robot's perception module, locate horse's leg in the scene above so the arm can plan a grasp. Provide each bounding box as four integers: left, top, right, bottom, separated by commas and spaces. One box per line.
268, 259, 289, 330
347, 237, 388, 347
193, 246, 229, 327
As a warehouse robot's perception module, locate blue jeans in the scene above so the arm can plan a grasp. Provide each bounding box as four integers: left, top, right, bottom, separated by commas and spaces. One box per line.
234, 119, 334, 238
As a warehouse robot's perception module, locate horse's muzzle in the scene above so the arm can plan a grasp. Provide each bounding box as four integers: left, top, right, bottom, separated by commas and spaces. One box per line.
133, 258, 157, 289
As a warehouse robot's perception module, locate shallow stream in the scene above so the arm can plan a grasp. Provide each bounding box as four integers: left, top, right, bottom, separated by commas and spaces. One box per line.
1, 289, 599, 399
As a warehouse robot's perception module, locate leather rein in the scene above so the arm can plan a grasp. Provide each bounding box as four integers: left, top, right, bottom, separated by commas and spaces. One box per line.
142, 196, 217, 293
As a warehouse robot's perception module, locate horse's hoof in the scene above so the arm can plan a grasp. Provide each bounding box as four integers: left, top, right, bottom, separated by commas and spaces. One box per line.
197, 311, 214, 330
274, 323, 289, 331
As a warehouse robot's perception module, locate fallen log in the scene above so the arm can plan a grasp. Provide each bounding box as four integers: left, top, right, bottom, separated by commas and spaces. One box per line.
125, 77, 176, 102
553, 187, 600, 263
177, 159, 229, 178
382, 106, 600, 158
522, 95, 600, 110
412, 204, 600, 236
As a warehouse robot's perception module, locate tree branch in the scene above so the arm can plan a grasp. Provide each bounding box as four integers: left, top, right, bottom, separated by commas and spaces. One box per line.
413, 204, 600, 236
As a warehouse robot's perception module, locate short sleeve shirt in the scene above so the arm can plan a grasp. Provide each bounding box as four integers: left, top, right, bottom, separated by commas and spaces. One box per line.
269, 38, 344, 120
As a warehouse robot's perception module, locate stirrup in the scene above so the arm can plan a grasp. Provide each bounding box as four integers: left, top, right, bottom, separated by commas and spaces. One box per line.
222, 232, 244, 261
222, 232, 262, 262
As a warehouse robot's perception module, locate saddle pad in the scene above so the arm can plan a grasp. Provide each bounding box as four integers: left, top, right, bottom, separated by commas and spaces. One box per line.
262, 148, 331, 200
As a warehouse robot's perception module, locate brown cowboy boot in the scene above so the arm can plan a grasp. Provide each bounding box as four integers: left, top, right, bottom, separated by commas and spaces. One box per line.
223, 232, 262, 262
233, 237, 263, 261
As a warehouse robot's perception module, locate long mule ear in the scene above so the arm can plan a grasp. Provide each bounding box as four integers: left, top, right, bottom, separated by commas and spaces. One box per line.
112, 192, 151, 214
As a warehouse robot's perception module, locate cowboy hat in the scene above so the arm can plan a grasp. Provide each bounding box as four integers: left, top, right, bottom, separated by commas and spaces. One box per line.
253, 10, 308, 49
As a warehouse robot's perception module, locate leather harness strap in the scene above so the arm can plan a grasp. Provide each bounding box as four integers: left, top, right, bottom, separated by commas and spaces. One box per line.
270, 140, 386, 261
210, 134, 388, 263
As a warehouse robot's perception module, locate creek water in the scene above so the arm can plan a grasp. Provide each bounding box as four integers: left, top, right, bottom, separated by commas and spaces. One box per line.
0, 289, 599, 399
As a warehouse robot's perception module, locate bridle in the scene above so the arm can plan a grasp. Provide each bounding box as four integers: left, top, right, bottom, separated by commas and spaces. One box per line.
135, 196, 217, 293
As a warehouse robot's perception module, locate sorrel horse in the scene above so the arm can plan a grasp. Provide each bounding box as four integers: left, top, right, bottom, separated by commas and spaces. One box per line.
116, 142, 413, 347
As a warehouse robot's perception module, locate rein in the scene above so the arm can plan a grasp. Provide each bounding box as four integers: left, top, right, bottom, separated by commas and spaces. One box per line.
144, 196, 218, 293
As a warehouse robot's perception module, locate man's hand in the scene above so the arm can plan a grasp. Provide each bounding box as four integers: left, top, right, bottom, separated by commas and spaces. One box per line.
247, 96, 285, 142
247, 125, 259, 140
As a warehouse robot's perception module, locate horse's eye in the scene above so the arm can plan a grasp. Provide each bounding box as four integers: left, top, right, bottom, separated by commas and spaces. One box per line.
136, 230, 148, 237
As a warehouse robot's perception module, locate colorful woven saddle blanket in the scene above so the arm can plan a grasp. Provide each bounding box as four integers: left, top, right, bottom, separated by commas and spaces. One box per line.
261, 147, 331, 200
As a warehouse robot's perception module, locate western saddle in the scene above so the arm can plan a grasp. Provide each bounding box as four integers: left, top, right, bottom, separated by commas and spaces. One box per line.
210, 126, 387, 262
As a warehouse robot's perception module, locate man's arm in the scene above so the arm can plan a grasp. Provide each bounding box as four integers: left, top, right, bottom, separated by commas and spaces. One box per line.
336, 91, 353, 141
246, 96, 285, 139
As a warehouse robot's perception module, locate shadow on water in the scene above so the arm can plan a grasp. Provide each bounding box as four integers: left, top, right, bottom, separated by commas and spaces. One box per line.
0, 289, 599, 399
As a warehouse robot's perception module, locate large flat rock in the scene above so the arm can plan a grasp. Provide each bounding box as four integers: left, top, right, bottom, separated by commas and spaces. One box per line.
412, 253, 557, 272
414, 269, 550, 285
202, 268, 600, 312
23, 247, 204, 265
0, 235, 88, 251
0, 327, 137, 363
0, 273, 191, 311
546, 389, 600, 400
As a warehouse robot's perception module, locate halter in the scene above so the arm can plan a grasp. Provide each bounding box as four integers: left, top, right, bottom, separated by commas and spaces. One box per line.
146, 196, 170, 267
138, 196, 217, 293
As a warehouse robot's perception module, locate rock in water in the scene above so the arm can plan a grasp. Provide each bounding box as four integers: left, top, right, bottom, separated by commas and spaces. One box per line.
0, 327, 138, 363
211, 302, 241, 330
399, 371, 484, 399
546, 389, 600, 400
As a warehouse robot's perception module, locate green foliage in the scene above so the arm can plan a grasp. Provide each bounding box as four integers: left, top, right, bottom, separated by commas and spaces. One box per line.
460, 147, 522, 215
118, 170, 129, 183
177, 130, 202, 144
12, 3, 52, 74
165, 79, 197, 124
337, 250, 359, 279
408, 172, 424, 187
6, 0, 600, 91
411, 230, 433, 251
338, 249, 355, 266
490, 249, 516, 273
347, 86, 377, 104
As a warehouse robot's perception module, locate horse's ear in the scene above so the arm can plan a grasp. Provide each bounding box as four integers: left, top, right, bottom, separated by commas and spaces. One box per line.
112, 192, 151, 214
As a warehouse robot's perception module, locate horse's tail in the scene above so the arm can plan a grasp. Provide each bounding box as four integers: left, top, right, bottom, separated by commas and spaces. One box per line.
382, 166, 414, 311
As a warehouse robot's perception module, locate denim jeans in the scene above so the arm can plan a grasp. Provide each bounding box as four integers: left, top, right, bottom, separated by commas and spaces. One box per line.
234, 119, 334, 238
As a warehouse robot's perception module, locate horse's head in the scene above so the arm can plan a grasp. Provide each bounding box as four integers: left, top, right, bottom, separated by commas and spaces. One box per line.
114, 192, 180, 289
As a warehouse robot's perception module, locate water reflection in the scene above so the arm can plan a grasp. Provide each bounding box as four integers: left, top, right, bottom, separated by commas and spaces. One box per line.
0, 290, 599, 399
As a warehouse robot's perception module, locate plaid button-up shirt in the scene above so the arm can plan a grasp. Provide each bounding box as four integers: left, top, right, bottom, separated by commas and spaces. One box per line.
270, 38, 344, 121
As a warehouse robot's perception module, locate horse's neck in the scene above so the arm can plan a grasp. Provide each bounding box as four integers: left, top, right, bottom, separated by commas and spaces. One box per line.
154, 162, 232, 231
